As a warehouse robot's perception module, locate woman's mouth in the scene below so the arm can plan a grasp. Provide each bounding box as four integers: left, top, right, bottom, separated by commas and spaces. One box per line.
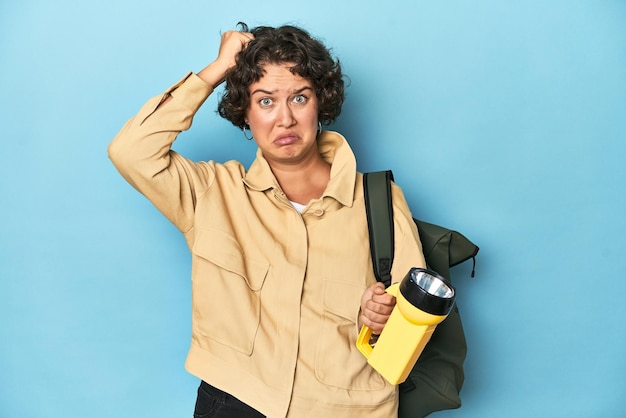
274, 133, 300, 145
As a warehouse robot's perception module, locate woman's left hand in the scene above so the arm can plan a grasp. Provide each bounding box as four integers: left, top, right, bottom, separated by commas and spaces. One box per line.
359, 282, 396, 334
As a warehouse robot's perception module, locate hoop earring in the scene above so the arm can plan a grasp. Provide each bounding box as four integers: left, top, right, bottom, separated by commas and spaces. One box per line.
242, 125, 253, 141
317, 121, 322, 135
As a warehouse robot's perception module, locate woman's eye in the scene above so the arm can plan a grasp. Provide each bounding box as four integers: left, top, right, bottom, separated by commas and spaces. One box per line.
293, 95, 307, 104
260, 98, 273, 106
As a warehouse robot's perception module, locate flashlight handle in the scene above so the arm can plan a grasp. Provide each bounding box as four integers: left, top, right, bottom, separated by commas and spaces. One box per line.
356, 325, 376, 358
356, 284, 399, 359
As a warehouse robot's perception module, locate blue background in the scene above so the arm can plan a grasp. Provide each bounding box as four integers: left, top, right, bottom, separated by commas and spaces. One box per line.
1, 1, 625, 417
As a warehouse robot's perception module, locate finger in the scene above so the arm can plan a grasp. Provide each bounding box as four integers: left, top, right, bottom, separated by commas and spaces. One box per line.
364, 299, 395, 316
237, 32, 254, 47
371, 282, 386, 294
359, 313, 385, 334
371, 291, 395, 306
365, 306, 394, 320
361, 312, 390, 334
365, 310, 392, 325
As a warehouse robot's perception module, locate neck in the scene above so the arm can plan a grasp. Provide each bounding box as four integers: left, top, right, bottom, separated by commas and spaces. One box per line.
270, 154, 331, 205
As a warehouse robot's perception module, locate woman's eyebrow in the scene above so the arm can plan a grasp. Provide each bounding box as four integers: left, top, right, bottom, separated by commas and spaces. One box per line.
290, 86, 314, 94
250, 88, 276, 96
250, 86, 313, 96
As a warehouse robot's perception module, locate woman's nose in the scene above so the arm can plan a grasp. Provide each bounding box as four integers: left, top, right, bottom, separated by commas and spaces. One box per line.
277, 103, 296, 127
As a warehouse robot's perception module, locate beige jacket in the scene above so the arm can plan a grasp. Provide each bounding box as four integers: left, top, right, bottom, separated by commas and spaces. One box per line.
108, 72, 426, 417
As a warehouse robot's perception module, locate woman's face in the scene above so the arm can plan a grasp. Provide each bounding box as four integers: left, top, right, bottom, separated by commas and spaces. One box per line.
245, 63, 319, 167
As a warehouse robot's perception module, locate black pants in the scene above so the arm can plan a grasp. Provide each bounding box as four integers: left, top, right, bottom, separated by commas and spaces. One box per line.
194, 381, 265, 418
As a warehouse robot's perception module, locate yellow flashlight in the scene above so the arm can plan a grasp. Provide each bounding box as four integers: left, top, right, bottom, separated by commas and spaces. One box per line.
357, 267, 456, 385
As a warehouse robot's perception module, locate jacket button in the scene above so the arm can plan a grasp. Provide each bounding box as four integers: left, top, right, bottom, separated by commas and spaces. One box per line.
314, 209, 324, 216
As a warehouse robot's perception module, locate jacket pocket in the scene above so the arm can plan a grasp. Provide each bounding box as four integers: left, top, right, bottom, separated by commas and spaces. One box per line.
315, 280, 386, 390
191, 229, 269, 355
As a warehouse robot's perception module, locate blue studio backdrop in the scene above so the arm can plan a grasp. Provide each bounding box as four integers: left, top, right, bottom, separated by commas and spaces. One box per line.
1, 1, 625, 417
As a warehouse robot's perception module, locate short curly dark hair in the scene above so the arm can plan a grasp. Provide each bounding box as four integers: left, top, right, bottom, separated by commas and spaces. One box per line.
218, 24, 345, 128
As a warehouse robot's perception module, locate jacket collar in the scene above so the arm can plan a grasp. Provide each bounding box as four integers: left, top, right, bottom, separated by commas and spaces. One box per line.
242, 131, 356, 208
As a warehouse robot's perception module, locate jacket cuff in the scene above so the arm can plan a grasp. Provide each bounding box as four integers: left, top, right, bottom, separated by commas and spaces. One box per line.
166, 71, 214, 114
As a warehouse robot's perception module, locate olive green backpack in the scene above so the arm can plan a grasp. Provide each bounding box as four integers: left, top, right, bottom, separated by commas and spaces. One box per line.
363, 171, 479, 418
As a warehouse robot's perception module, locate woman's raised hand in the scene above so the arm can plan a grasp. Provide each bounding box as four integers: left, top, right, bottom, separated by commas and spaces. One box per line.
198, 30, 254, 88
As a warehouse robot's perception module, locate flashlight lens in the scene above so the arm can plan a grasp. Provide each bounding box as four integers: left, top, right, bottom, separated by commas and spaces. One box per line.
399, 268, 456, 316
413, 272, 454, 298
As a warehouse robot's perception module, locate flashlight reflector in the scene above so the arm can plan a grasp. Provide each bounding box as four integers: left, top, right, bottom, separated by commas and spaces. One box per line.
400, 268, 456, 316
413, 271, 454, 298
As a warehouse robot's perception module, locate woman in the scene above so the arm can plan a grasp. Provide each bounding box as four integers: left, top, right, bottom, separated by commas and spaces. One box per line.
109, 24, 426, 418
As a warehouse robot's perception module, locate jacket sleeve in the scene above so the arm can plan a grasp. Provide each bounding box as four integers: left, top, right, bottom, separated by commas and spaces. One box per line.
108, 72, 216, 233
390, 183, 427, 282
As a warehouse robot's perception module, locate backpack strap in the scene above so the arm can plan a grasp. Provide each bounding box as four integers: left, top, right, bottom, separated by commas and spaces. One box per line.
364, 170, 416, 393
363, 170, 395, 288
